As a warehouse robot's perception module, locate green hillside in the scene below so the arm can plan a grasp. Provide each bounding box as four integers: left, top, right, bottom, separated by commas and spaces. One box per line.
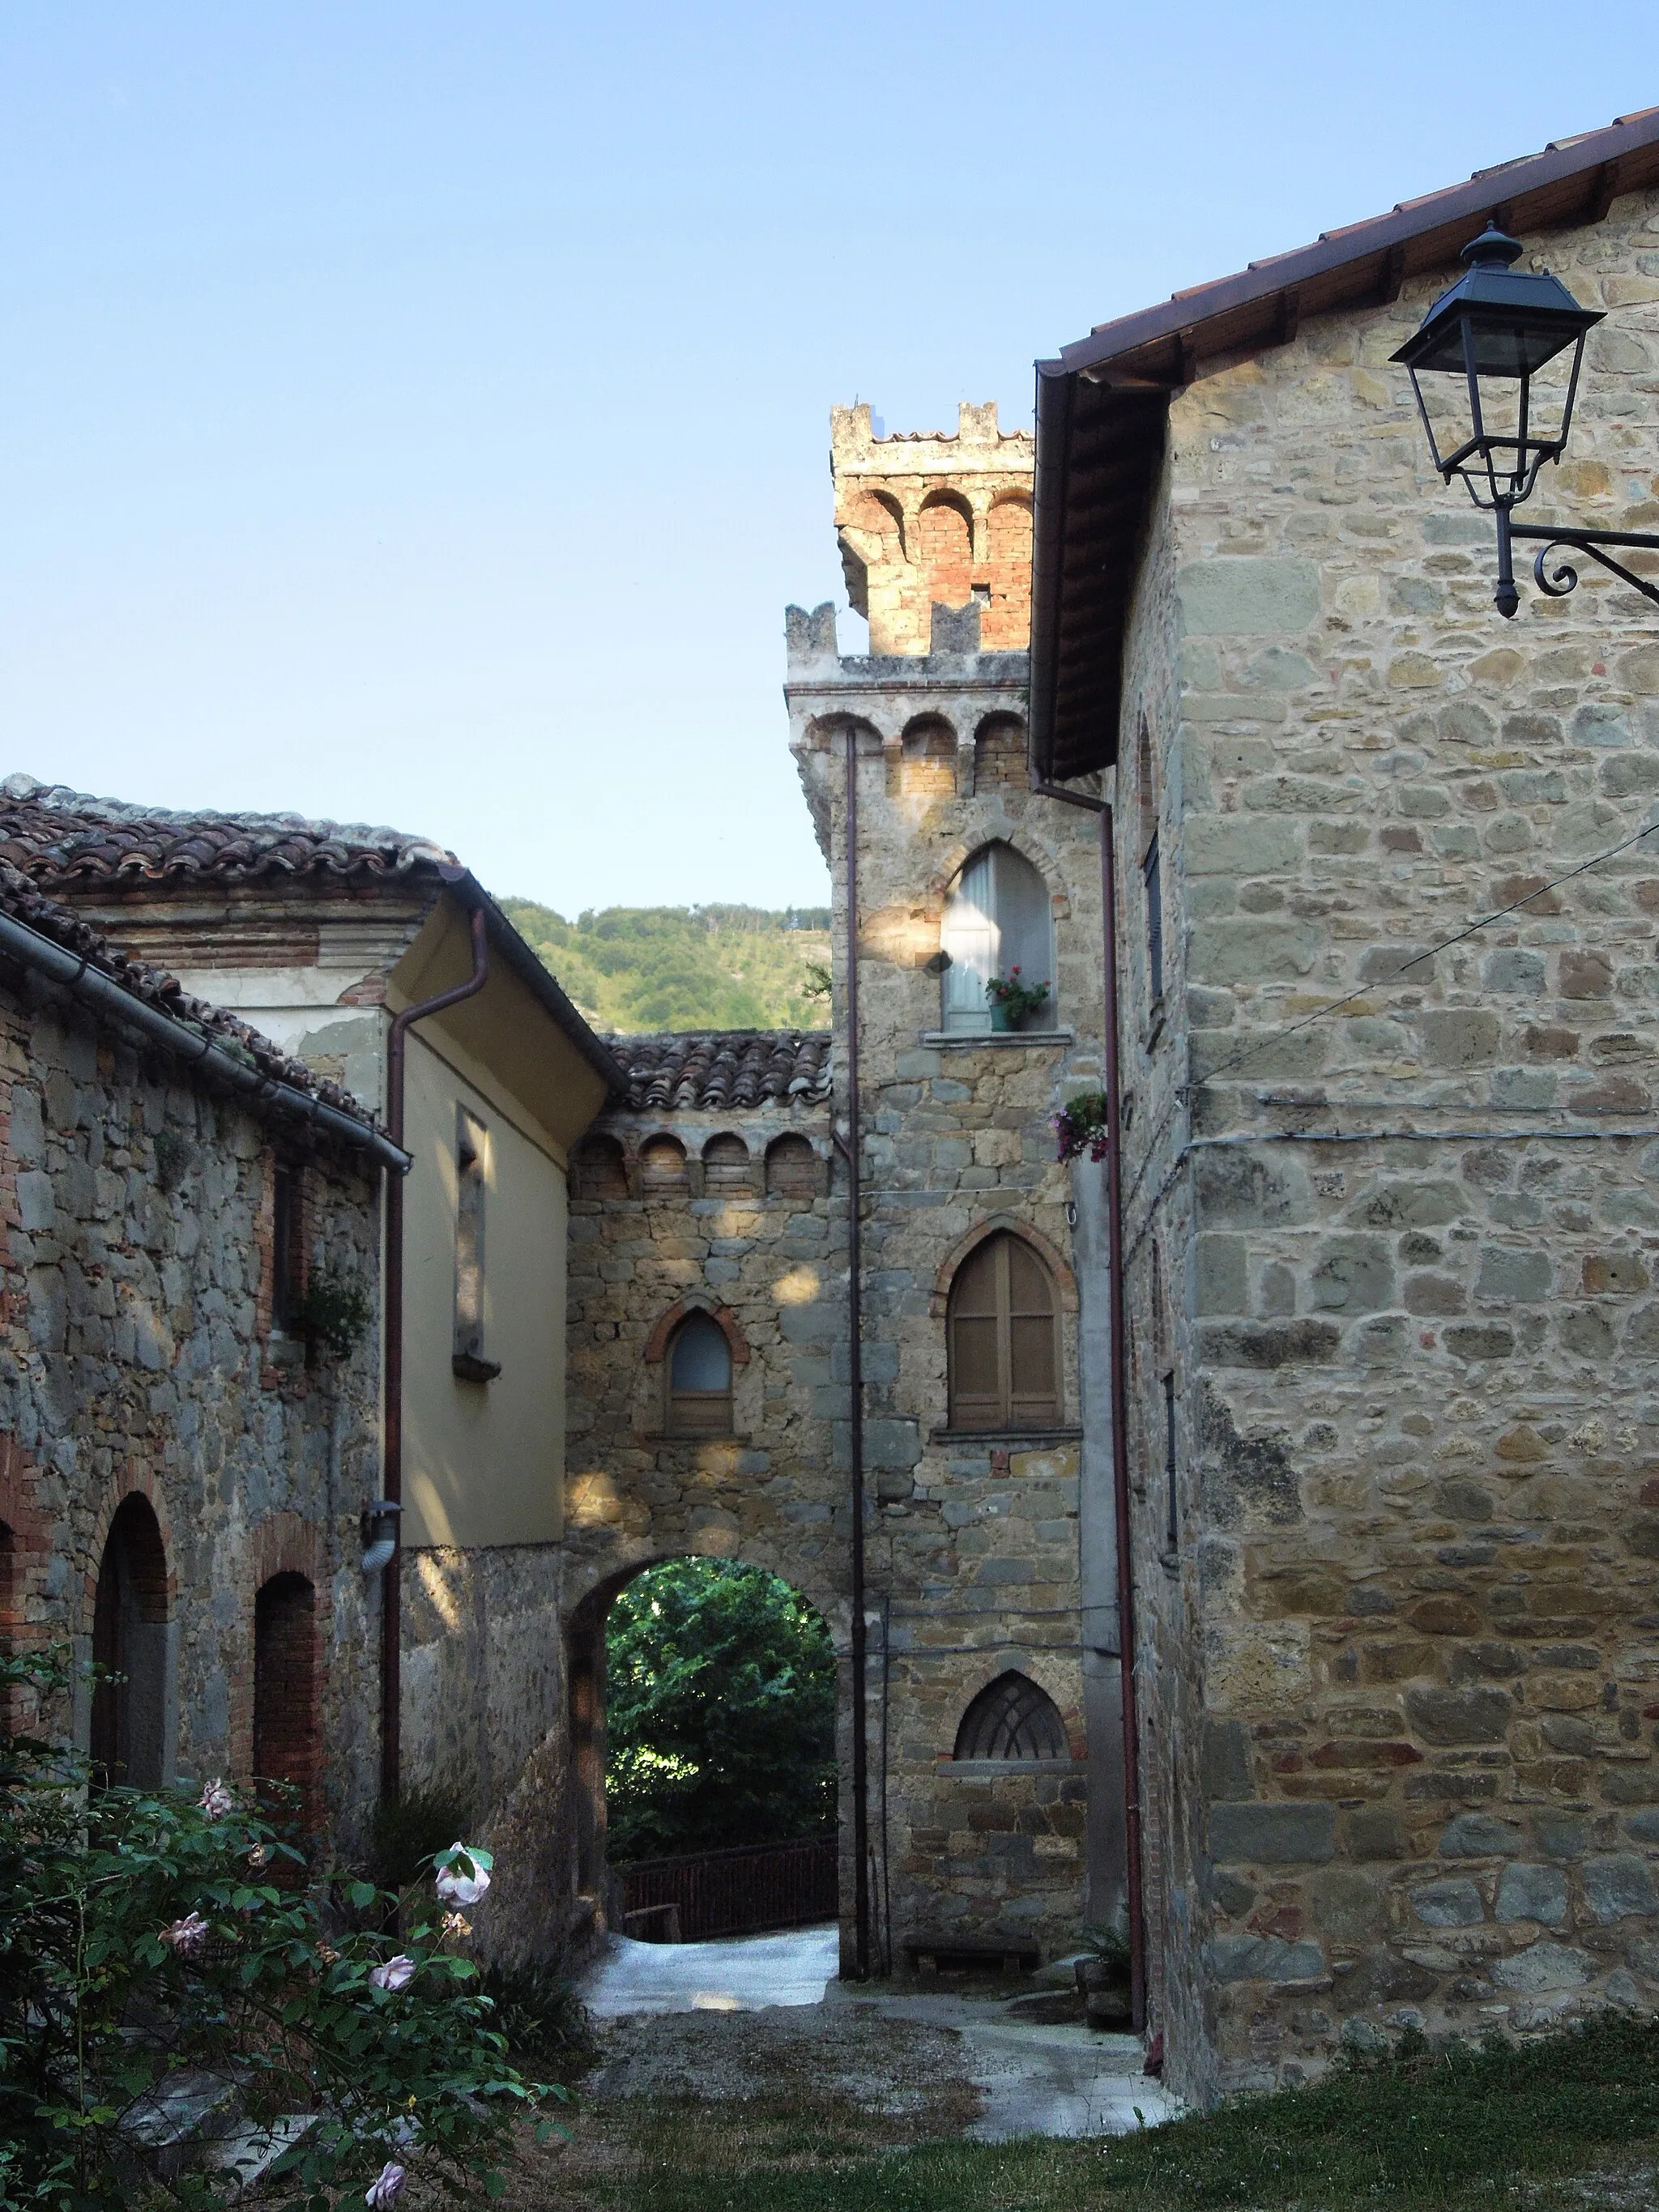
498, 899, 833, 1034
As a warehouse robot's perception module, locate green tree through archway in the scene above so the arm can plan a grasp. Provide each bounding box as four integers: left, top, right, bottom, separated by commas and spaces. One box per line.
603, 1558, 836, 1862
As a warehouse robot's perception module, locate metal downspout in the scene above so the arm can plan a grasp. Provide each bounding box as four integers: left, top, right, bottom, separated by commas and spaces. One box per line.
835, 724, 872, 1981
380, 904, 490, 1804
1029, 774, 1148, 2034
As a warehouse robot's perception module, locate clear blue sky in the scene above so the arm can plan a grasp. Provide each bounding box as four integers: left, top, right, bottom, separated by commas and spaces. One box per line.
2, 6, 1653, 915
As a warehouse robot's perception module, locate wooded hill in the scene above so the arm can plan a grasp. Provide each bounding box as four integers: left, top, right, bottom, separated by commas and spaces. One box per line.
499, 900, 832, 1034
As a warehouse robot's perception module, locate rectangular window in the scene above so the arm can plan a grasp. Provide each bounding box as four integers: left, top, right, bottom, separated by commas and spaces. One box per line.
271, 1165, 301, 1334
1163, 1370, 1179, 1554
1143, 833, 1163, 1006
452, 1109, 500, 1382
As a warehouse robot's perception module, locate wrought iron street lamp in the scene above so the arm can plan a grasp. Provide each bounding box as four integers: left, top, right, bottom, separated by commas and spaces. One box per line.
1392, 224, 1659, 617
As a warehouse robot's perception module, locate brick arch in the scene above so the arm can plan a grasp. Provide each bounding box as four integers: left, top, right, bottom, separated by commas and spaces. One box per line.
931, 1215, 1077, 1319
0, 1436, 49, 1655
973, 713, 1028, 797
642, 1295, 752, 1367
946, 1656, 1085, 1764
900, 714, 959, 799
231, 1513, 332, 1784
81, 1468, 177, 1630
802, 712, 889, 757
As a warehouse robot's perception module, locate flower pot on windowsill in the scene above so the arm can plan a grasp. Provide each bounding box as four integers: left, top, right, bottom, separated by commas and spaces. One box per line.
989, 1004, 1015, 1033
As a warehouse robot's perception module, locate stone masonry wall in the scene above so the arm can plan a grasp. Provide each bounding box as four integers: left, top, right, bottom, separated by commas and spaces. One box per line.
0, 961, 384, 1856
1111, 183, 1659, 2101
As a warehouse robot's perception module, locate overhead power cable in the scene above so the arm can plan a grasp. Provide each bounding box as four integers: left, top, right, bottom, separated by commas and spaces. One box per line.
1198, 816, 1659, 1093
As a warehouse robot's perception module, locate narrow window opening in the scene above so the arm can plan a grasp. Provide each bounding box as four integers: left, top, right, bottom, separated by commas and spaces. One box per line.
1162, 1370, 1179, 1557
254, 1571, 319, 1837
1144, 833, 1163, 1008
453, 1109, 500, 1383
271, 1164, 303, 1334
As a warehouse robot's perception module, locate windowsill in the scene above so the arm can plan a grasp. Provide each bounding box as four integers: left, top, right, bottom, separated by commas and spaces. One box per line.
922, 1029, 1075, 1049
642, 1431, 748, 1445
452, 1352, 502, 1384
266, 1334, 305, 1370
935, 1758, 1085, 1777
930, 1426, 1083, 1447
1158, 1548, 1179, 1576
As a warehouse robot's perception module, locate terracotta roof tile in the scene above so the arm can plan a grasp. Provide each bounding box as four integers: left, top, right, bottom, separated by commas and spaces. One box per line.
607, 1031, 833, 1113
0, 774, 452, 885
0, 858, 382, 1134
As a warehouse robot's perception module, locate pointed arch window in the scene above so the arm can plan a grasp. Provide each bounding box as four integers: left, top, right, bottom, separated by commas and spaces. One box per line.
667, 1311, 733, 1435
940, 843, 1054, 1032
947, 1230, 1060, 1430
955, 1671, 1068, 1761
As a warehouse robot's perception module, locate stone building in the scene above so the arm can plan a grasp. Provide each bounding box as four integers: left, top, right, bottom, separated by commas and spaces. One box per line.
0, 778, 621, 1958
1026, 110, 1659, 2099
0, 854, 395, 1851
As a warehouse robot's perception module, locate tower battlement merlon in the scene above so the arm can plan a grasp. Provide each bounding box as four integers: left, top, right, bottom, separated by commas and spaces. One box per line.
830, 400, 1034, 479
828, 402, 1035, 656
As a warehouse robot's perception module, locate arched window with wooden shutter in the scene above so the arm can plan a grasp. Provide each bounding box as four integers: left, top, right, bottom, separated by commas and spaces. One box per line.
947, 1230, 1060, 1431
666, 1311, 733, 1435
91, 1494, 171, 1789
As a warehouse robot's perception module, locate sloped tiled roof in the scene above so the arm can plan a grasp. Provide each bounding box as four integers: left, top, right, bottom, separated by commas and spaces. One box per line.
608, 1031, 833, 1113
0, 859, 382, 1133
0, 774, 453, 885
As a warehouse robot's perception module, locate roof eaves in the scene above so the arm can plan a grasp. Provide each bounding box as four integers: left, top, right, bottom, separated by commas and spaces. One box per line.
436, 868, 629, 1097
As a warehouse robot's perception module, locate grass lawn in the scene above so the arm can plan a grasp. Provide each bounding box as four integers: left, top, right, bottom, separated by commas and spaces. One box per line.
518, 2013, 1659, 2212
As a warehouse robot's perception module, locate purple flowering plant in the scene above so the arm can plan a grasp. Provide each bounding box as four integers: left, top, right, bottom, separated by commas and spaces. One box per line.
0, 1649, 566, 2211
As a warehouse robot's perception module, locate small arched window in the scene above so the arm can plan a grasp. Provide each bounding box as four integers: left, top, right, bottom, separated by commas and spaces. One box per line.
91, 1494, 170, 1789
667, 1312, 733, 1435
948, 1230, 1060, 1431
639, 1136, 689, 1196
573, 1136, 629, 1200
766, 1134, 821, 1198
940, 842, 1054, 1033
254, 1571, 319, 1831
703, 1134, 753, 1195
955, 1670, 1068, 1761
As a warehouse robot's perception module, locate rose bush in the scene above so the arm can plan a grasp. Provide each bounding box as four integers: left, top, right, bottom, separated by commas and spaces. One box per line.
0, 1650, 565, 2210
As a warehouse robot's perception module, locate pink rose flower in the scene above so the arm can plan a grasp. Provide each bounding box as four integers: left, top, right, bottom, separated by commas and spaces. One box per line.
160, 1912, 210, 1957
369, 1954, 416, 1993
365, 2162, 406, 2209
433, 1844, 492, 1907
198, 1779, 235, 1821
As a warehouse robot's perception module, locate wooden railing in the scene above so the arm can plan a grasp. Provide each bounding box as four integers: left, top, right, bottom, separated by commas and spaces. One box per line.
617, 1834, 838, 1941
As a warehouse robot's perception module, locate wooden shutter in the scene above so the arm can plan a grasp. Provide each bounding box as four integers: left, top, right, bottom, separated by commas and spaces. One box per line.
949, 1231, 1060, 1431
668, 1313, 732, 1434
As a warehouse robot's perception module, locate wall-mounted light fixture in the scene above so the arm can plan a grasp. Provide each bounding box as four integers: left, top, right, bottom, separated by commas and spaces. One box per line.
360, 1499, 402, 1576
1393, 225, 1659, 617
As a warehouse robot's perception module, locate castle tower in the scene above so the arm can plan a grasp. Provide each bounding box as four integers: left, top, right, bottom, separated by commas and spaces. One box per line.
832, 401, 1034, 655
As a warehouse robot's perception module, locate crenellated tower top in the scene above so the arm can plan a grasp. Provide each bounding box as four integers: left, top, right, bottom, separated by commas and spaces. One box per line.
830, 401, 1034, 656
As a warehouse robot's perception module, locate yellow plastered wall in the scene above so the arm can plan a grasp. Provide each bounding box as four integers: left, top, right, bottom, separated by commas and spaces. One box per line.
391, 896, 609, 1549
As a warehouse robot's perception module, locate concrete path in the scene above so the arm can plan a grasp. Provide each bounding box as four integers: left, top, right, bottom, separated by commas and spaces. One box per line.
579, 1924, 841, 2016
830, 1984, 1176, 2139
576, 1925, 1178, 2137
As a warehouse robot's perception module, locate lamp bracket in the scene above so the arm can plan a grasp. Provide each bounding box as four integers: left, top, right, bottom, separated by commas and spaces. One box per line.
1509, 522, 1659, 610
